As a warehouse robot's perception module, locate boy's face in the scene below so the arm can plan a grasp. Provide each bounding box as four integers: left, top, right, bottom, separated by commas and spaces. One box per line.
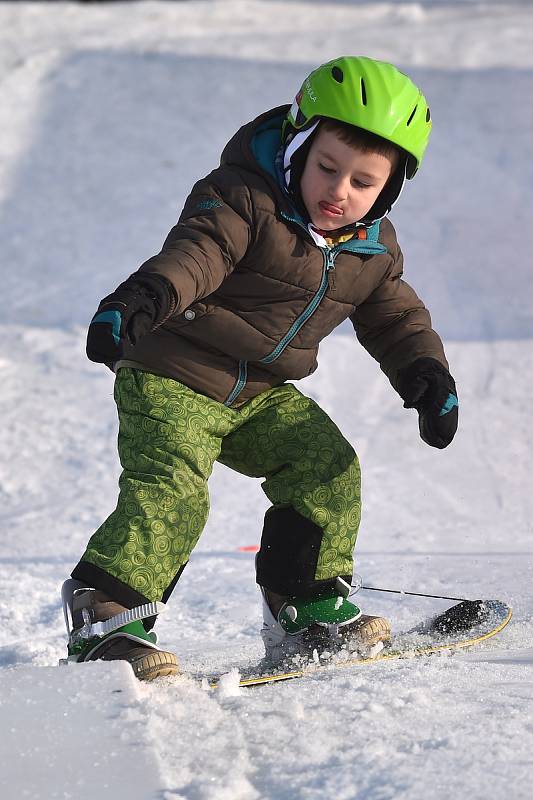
299, 127, 397, 230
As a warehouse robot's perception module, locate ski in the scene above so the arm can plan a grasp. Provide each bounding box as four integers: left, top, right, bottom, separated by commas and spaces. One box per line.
206, 599, 512, 688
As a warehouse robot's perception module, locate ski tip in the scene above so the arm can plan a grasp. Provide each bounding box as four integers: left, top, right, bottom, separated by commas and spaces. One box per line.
430, 599, 507, 635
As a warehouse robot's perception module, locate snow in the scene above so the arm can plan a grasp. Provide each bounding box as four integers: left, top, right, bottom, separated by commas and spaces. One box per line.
215, 667, 243, 697
0, 662, 161, 799
0, 1, 532, 798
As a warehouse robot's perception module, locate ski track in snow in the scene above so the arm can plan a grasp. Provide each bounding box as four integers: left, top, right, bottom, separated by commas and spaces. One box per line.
1, 2, 533, 798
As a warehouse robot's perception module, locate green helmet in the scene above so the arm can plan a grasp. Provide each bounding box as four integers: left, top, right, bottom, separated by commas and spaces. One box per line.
284, 56, 431, 178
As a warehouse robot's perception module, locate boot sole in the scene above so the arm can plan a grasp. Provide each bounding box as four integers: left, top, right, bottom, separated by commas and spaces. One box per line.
82, 632, 179, 680
351, 616, 392, 647
131, 651, 180, 681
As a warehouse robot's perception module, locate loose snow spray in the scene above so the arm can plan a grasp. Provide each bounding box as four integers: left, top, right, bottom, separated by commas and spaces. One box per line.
215, 668, 242, 698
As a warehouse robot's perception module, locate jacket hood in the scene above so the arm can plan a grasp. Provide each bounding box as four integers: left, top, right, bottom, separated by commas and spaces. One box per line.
220, 105, 292, 211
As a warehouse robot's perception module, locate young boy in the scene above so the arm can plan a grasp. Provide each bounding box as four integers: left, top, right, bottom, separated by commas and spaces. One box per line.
62, 56, 458, 680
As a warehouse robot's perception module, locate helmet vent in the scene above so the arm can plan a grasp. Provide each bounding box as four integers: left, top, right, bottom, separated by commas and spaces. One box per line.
426, 108, 431, 123
332, 66, 344, 83
406, 105, 418, 126
360, 78, 367, 106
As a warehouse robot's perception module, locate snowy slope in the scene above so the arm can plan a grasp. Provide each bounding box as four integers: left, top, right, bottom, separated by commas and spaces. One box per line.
1, 2, 532, 798
0, 662, 162, 800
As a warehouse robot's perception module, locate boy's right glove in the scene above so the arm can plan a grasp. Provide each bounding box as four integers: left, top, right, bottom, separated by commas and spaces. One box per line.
397, 357, 458, 449
86, 273, 177, 364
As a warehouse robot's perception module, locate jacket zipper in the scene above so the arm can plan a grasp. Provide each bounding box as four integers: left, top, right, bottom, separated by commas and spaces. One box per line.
222, 212, 385, 406
260, 248, 335, 364
224, 360, 248, 407
223, 247, 335, 406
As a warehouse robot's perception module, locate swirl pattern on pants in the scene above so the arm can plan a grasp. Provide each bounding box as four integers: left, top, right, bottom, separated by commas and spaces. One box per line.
80, 369, 360, 601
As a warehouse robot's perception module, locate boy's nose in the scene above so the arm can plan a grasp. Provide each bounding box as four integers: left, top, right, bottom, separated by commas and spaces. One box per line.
329, 177, 349, 202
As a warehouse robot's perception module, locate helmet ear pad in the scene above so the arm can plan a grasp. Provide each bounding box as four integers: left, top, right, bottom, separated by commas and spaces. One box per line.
284, 125, 320, 218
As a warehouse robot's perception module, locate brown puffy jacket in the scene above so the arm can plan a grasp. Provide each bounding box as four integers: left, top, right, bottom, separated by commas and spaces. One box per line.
118, 106, 447, 406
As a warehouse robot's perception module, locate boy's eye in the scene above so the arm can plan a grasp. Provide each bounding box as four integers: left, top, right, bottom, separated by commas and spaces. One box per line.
318, 163, 371, 188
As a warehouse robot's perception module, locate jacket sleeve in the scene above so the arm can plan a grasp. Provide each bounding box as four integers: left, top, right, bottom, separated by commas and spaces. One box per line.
137, 168, 253, 313
350, 233, 448, 393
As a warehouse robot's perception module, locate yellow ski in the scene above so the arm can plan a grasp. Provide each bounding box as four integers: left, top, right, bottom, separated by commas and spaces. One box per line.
209, 599, 512, 689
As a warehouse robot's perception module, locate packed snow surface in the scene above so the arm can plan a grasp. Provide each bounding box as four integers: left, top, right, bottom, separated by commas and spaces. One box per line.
1, 2, 532, 798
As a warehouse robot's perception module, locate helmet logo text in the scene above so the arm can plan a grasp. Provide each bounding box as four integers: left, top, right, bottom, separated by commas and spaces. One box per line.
305, 78, 317, 102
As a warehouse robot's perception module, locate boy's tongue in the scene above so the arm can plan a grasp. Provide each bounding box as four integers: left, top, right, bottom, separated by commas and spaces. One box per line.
319, 201, 343, 216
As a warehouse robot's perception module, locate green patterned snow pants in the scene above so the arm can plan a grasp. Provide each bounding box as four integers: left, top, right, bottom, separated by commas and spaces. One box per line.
74, 368, 361, 604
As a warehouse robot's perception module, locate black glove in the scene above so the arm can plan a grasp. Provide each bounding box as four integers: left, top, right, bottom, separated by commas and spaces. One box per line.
86, 273, 177, 364
397, 357, 458, 449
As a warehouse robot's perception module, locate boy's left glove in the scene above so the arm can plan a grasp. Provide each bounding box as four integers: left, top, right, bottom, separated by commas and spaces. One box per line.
397, 358, 458, 449
86, 273, 177, 364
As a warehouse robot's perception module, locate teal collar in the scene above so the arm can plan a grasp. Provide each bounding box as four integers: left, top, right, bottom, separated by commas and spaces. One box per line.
250, 114, 285, 179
